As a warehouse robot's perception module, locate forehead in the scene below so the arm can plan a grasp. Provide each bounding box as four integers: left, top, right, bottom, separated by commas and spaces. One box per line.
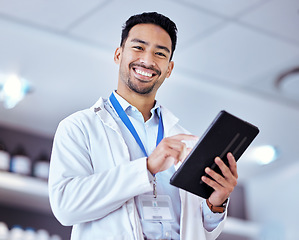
126, 23, 172, 49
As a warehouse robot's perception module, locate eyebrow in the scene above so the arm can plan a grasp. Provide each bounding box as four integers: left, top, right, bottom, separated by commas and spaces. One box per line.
131, 38, 170, 53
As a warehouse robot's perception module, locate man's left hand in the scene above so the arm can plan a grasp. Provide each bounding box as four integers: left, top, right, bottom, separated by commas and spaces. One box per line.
201, 152, 238, 207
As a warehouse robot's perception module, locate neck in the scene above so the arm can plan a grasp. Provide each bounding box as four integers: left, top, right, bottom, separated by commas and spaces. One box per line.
116, 89, 155, 122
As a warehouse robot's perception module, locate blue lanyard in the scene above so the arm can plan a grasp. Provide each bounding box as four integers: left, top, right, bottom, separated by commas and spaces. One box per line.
109, 93, 164, 157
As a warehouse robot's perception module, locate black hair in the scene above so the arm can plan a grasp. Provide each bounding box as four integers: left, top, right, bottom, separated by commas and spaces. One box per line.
120, 12, 177, 60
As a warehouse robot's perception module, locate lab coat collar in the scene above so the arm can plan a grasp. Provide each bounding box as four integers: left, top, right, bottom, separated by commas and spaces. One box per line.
90, 96, 180, 137
91, 97, 122, 135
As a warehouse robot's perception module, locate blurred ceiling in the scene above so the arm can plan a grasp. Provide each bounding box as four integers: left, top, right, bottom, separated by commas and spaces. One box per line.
0, 0, 299, 184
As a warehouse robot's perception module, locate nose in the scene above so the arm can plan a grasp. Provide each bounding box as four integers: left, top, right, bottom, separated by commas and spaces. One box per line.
139, 51, 156, 67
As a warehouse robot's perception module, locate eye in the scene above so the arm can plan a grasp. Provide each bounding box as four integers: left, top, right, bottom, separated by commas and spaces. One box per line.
133, 46, 143, 51
155, 52, 167, 58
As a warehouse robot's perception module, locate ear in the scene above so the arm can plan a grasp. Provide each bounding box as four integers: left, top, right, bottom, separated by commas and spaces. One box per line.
114, 47, 122, 64
166, 61, 174, 78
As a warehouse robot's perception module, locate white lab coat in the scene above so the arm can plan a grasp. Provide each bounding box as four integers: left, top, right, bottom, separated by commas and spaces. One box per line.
48, 97, 226, 240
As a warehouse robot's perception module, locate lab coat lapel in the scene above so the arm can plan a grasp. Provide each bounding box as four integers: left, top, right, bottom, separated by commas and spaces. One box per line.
91, 97, 131, 166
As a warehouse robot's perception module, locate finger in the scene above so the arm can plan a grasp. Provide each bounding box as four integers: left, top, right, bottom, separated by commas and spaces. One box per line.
214, 157, 232, 179
148, 147, 177, 174
203, 168, 235, 199
214, 157, 235, 178
227, 152, 238, 178
186, 147, 192, 155
162, 138, 187, 150
157, 134, 197, 154
180, 147, 193, 163
169, 141, 187, 162
170, 141, 191, 162
201, 175, 222, 191
214, 157, 238, 188
160, 138, 187, 161
204, 166, 227, 188
168, 134, 199, 142
161, 146, 185, 167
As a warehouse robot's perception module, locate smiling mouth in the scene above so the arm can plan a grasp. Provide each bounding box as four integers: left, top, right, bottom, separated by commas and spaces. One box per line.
134, 68, 155, 78
131, 63, 160, 79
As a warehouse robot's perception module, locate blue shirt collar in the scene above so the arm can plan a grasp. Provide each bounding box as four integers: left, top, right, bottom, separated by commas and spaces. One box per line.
111, 91, 161, 119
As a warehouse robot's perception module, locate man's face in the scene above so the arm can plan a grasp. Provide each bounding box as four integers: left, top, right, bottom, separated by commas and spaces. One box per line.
114, 23, 174, 96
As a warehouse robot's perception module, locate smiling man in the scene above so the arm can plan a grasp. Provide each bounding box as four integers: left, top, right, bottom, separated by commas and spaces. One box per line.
115, 23, 175, 123
49, 12, 238, 240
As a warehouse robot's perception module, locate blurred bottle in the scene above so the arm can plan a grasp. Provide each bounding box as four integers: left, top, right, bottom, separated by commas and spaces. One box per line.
10, 146, 31, 176
35, 229, 49, 240
32, 152, 50, 181
0, 222, 9, 240
9, 225, 23, 240
0, 142, 10, 172
49, 235, 61, 240
24, 227, 36, 240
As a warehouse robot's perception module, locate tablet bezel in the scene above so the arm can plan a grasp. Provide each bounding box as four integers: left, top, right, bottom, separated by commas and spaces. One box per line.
169, 110, 259, 199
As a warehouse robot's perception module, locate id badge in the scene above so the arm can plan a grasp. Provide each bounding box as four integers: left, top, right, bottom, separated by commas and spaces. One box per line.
138, 195, 175, 222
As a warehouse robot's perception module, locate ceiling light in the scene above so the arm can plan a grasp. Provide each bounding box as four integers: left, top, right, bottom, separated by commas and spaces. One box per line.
250, 145, 279, 165
275, 66, 299, 97
0, 73, 32, 109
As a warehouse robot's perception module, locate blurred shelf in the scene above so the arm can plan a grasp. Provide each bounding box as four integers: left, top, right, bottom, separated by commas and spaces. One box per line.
0, 171, 261, 238
0, 171, 51, 214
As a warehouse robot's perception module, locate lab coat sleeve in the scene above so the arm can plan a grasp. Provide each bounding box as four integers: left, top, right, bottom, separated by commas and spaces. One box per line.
179, 190, 227, 239
48, 116, 152, 226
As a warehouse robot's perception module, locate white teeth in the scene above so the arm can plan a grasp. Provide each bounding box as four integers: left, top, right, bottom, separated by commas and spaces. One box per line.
135, 69, 153, 77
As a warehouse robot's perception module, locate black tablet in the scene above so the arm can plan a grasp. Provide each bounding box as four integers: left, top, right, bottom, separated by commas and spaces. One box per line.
170, 110, 259, 199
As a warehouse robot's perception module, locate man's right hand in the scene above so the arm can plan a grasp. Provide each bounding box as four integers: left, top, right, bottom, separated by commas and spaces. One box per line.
147, 134, 198, 174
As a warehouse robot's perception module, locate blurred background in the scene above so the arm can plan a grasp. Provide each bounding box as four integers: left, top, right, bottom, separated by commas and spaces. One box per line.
0, 0, 298, 239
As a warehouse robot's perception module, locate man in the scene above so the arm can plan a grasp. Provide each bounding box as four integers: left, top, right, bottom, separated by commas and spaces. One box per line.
49, 12, 238, 240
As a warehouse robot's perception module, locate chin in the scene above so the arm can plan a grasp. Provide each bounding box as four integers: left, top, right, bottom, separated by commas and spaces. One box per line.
128, 81, 156, 95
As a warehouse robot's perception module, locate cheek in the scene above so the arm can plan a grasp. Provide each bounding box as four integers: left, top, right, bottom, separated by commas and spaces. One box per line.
122, 49, 137, 62
121, 56, 136, 71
